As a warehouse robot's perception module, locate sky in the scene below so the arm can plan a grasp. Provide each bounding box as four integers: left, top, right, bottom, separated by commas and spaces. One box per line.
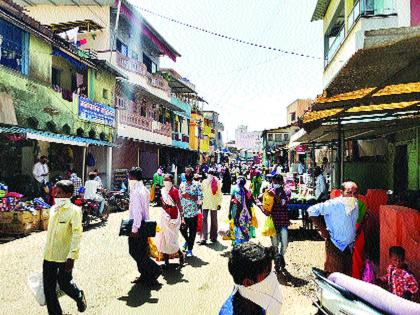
130, 0, 324, 141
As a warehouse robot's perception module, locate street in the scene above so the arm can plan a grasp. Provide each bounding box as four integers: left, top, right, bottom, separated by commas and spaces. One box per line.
0, 195, 324, 315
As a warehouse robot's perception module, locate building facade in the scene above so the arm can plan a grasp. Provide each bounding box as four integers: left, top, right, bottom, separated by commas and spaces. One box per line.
286, 99, 312, 125
312, 0, 418, 89
234, 125, 262, 152
0, 0, 117, 193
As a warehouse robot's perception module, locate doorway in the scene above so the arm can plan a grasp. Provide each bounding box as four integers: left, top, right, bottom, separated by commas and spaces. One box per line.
394, 145, 408, 192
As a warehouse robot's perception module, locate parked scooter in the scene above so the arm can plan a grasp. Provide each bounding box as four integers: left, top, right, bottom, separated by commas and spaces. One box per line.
107, 190, 129, 212
312, 267, 420, 315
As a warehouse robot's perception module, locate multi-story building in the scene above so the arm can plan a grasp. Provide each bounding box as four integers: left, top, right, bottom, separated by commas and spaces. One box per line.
203, 110, 224, 151
0, 0, 118, 189
261, 126, 299, 167
286, 99, 312, 125
17, 0, 196, 179
234, 125, 262, 153
313, 0, 418, 90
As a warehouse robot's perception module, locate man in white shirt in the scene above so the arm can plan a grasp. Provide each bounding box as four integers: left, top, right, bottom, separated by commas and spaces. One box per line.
128, 167, 161, 286
84, 172, 106, 219
314, 167, 328, 201
33, 156, 49, 198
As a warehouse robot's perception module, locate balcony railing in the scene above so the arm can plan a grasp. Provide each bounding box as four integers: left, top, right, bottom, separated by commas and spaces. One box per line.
325, 24, 345, 67
348, 0, 362, 31
115, 52, 170, 95
152, 121, 172, 137
118, 110, 153, 131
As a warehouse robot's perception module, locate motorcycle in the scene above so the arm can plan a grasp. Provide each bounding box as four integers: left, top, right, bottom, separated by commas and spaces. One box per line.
107, 190, 129, 212
312, 267, 420, 315
73, 196, 108, 228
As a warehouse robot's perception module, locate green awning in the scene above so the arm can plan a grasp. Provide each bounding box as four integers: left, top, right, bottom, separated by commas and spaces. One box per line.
311, 0, 332, 21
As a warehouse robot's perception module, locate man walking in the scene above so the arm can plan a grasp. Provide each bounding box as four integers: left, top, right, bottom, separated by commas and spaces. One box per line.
200, 169, 222, 244
43, 180, 86, 315
128, 167, 162, 286
307, 181, 359, 275
179, 167, 203, 257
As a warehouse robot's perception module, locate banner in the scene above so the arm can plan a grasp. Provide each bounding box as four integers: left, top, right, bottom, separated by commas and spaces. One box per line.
78, 96, 115, 127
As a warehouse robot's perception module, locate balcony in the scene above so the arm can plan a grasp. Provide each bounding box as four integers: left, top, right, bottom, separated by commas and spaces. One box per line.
118, 110, 153, 131
152, 121, 172, 138
171, 96, 192, 117
172, 132, 190, 149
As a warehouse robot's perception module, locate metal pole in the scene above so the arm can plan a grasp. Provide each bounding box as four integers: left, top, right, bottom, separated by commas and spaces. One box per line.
82, 146, 87, 184
337, 120, 345, 185
109, 0, 122, 63
106, 146, 112, 189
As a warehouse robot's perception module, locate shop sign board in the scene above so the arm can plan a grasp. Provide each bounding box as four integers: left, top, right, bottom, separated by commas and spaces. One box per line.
296, 144, 306, 154
78, 96, 115, 127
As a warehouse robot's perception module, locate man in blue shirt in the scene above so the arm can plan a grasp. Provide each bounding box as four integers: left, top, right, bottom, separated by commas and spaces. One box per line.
307, 181, 359, 275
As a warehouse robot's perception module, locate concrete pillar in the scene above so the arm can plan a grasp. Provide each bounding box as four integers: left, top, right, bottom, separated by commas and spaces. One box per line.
82, 146, 87, 183
106, 146, 112, 189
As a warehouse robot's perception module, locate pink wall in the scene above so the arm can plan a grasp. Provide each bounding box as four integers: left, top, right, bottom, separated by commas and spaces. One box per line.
411, 0, 420, 26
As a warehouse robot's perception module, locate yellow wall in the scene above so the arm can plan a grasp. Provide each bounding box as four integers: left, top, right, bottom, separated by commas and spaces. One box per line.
323, 0, 343, 32
52, 56, 74, 91
29, 35, 52, 84
92, 69, 116, 106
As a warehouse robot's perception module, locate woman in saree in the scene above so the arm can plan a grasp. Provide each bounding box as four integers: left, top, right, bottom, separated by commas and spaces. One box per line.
229, 176, 255, 246
156, 174, 184, 267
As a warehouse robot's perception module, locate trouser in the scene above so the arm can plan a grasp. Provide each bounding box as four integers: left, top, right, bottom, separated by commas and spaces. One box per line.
128, 235, 161, 280
201, 209, 218, 241
43, 260, 82, 315
180, 215, 198, 251
270, 226, 288, 257
92, 196, 105, 214
325, 238, 352, 275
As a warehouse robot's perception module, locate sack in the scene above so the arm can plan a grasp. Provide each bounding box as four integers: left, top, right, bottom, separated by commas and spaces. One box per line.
262, 216, 276, 237
27, 271, 64, 306
150, 185, 155, 202
262, 190, 275, 213
119, 219, 157, 237
196, 212, 203, 234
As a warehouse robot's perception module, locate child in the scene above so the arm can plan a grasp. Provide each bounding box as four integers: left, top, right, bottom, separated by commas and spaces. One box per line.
378, 246, 419, 300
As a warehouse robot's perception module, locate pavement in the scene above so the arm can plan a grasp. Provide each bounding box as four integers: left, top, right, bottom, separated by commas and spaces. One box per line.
0, 195, 324, 315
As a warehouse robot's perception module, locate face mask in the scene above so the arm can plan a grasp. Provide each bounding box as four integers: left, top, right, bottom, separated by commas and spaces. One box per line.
342, 196, 357, 215
207, 174, 214, 181
163, 181, 173, 190
128, 180, 137, 190
237, 271, 283, 315
273, 184, 281, 189
55, 198, 71, 207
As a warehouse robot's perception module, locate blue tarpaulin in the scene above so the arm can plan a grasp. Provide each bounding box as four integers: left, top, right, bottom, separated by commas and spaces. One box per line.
52, 48, 86, 71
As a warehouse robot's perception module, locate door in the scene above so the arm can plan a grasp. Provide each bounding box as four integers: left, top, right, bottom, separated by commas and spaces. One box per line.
394, 145, 408, 192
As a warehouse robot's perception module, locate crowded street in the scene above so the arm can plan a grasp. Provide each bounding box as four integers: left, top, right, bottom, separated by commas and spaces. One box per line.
1, 0, 420, 314
1, 194, 324, 315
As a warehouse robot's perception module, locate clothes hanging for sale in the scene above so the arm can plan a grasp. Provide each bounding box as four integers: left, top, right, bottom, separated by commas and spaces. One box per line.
86, 152, 95, 167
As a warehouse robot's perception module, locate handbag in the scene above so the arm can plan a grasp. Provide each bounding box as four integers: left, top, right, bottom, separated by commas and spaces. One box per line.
119, 219, 157, 237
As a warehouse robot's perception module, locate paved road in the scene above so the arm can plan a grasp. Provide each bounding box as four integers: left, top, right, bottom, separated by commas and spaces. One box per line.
0, 195, 324, 315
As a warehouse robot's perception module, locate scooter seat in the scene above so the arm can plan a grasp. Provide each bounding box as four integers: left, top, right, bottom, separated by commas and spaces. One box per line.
328, 272, 420, 315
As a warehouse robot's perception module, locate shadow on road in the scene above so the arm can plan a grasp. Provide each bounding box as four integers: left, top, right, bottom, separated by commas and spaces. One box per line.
162, 265, 189, 285
277, 268, 309, 288
207, 241, 228, 252
118, 283, 161, 308
288, 228, 323, 242
186, 255, 209, 268
83, 220, 107, 232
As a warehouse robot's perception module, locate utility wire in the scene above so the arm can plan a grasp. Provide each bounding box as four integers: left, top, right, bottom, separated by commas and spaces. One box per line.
135, 6, 324, 61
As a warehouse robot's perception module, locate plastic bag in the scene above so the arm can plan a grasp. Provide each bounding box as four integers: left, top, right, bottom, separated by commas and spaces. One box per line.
250, 206, 258, 228
148, 238, 159, 259
262, 190, 275, 213
196, 212, 203, 234
27, 272, 64, 306
262, 216, 276, 237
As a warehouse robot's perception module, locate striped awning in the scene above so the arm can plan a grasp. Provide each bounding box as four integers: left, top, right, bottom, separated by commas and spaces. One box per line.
0, 126, 114, 147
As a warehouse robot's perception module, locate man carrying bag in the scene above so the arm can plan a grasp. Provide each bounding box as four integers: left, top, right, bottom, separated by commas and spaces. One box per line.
126, 167, 161, 287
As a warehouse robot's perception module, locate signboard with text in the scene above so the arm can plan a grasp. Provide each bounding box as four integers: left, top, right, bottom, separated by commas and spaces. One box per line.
78, 96, 115, 127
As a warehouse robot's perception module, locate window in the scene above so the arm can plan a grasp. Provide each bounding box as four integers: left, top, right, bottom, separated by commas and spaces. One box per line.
284, 134, 289, 141
267, 133, 273, 141
0, 18, 28, 74
143, 53, 157, 73
102, 88, 110, 100
116, 39, 128, 56
52, 67, 61, 87
275, 134, 282, 142
290, 112, 296, 122
140, 106, 146, 117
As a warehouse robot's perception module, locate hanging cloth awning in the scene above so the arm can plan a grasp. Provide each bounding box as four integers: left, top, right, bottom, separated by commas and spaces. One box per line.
0, 126, 114, 147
